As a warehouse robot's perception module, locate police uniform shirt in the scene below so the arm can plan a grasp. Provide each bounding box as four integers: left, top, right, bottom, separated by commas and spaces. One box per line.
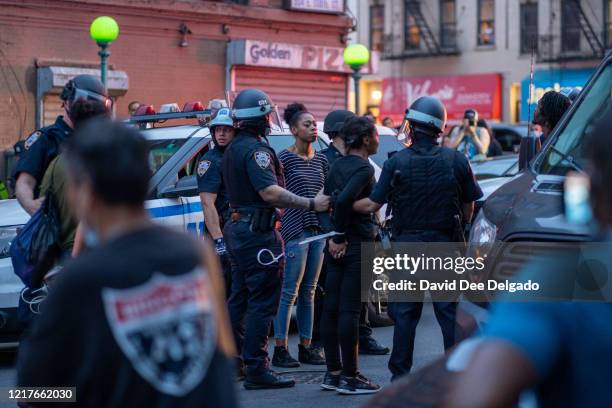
223, 130, 282, 208
370, 139, 483, 206
197, 148, 229, 217
321, 143, 343, 166
17, 225, 237, 408
13, 116, 73, 191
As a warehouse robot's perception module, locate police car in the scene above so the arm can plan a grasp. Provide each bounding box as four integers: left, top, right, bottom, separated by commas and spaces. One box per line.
0, 102, 397, 342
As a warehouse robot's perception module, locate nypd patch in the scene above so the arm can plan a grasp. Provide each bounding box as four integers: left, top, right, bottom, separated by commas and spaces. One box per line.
254, 151, 271, 169
24, 131, 42, 150
197, 160, 211, 177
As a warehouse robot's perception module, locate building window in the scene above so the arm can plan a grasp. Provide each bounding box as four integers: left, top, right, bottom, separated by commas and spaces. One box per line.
440, 0, 456, 49
562, 0, 581, 52
370, 4, 385, 52
606, 0, 612, 48
477, 0, 495, 46
520, 2, 538, 54
405, 1, 421, 50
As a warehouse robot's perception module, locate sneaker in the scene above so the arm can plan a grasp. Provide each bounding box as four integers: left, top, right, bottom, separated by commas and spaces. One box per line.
299, 344, 325, 365
336, 373, 381, 395
272, 346, 300, 368
244, 370, 296, 390
320, 371, 341, 391
359, 337, 390, 355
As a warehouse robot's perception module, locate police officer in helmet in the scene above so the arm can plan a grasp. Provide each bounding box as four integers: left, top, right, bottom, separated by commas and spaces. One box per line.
223, 89, 329, 389
13, 74, 110, 215
198, 106, 236, 298
353, 96, 483, 381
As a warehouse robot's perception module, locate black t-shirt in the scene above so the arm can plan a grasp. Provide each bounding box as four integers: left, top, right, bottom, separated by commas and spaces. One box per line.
13, 116, 73, 194
17, 225, 237, 408
197, 147, 229, 217
222, 131, 283, 209
325, 155, 376, 241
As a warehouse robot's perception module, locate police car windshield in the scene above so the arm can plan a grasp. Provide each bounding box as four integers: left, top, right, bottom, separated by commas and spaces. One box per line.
266, 134, 329, 153
369, 135, 407, 168
148, 139, 187, 174
537, 63, 611, 175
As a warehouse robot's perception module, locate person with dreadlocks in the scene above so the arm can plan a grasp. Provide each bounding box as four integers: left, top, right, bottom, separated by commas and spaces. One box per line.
534, 90, 572, 145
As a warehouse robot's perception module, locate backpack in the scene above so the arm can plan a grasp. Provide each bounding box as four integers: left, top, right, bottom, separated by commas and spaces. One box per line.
10, 191, 61, 288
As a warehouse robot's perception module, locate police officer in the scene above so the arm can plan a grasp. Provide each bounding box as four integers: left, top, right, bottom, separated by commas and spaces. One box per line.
198, 107, 235, 298
353, 96, 483, 381
222, 89, 329, 390
13, 74, 110, 215
321, 109, 354, 163
315, 109, 390, 357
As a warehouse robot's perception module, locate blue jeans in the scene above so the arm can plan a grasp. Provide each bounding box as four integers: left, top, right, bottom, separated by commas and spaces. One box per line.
273, 230, 324, 342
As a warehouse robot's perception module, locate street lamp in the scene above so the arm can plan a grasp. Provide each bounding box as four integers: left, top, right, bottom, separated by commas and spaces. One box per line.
89, 16, 119, 87
343, 44, 370, 115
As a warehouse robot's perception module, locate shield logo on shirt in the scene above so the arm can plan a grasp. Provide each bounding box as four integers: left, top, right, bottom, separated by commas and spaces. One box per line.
24, 131, 42, 150
102, 269, 217, 396
254, 151, 271, 169
197, 160, 211, 177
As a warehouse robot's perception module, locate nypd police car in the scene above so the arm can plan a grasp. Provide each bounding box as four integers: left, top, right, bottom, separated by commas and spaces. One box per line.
0, 101, 397, 342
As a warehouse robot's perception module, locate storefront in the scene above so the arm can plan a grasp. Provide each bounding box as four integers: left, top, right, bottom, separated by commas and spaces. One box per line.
380, 73, 502, 125
519, 68, 595, 122
228, 40, 378, 120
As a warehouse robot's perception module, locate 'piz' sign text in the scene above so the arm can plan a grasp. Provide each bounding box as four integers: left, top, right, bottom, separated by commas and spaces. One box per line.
286, 0, 345, 14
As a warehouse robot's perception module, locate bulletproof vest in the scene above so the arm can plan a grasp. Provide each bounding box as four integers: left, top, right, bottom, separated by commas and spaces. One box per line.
390, 145, 461, 233
222, 131, 284, 209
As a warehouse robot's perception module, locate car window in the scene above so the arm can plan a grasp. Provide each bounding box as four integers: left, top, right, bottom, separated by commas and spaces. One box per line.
370, 135, 407, 167
472, 159, 518, 180
538, 63, 611, 175
148, 139, 187, 174
494, 129, 521, 152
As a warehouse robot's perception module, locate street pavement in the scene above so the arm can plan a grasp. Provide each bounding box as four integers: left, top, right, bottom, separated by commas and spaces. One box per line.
0, 303, 444, 408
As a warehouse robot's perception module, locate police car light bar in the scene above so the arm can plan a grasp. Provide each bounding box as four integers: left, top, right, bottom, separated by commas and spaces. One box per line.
129, 101, 211, 124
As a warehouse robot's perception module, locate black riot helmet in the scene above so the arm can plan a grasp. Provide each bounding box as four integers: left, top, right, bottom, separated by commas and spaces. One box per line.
60, 75, 111, 111
323, 110, 355, 138
398, 96, 447, 139
232, 88, 282, 135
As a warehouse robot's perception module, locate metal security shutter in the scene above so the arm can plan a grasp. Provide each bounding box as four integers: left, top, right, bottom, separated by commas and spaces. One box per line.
42, 94, 63, 127
233, 66, 347, 121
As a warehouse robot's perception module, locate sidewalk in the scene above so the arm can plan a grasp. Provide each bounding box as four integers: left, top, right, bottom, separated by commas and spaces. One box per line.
239, 304, 444, 408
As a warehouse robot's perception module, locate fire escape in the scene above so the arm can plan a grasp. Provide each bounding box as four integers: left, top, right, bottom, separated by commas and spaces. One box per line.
382, 0, 459, 60
539, 0, 605, 62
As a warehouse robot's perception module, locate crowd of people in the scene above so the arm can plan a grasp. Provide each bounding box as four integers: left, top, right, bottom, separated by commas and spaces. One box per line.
8, 71, 602, 406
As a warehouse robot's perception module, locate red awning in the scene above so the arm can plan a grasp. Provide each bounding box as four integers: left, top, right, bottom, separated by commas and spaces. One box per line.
380, 73, 502, 124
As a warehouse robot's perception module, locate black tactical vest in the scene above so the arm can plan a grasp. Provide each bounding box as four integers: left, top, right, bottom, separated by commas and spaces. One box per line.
390, 145, 461, 233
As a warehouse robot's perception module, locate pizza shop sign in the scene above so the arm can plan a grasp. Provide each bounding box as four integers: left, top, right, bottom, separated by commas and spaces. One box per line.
239, 40, 378, 74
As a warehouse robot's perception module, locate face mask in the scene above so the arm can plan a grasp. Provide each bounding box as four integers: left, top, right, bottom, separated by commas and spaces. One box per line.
83, 224, 101, 248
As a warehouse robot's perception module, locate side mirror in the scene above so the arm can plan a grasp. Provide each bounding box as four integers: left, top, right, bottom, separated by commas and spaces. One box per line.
518, 133, 541, 171
161, 175, 198, 198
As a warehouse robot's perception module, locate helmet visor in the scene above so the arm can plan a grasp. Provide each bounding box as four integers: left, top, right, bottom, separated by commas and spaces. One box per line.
268, 105, 283, 132
398, 116, 410, 140
72, 88, 112, 111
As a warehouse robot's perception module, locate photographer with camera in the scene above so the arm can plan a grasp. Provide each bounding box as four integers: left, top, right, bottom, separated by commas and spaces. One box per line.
449, 109, 490, 161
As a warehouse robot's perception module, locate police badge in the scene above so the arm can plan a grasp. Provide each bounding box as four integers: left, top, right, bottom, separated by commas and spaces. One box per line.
254, 151, 271, 169
102, 269, 217, 397
24, 131, 42, 150
197, 160, 211, 177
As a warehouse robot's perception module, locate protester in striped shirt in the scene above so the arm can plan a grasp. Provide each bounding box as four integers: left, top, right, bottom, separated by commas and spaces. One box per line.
272, 103, 328, 368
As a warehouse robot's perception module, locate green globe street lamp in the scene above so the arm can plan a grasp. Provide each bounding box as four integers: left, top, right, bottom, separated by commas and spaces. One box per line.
90, 16, 119, 87
343, 44, 370, 115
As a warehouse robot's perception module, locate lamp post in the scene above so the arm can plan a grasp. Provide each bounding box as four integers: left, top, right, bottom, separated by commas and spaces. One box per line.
343, 44, 370, 115
89, 16, 119, 87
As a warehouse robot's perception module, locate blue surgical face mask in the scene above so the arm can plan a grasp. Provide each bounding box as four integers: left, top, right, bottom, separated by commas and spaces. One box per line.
83, 224, 100, 248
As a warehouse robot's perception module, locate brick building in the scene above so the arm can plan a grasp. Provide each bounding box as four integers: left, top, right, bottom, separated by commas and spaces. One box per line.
0, 0, 357, 156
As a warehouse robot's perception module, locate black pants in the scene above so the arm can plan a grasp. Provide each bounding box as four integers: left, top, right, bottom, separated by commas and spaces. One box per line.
387, 230, 458, 380
320, 242, 362, 377
312, 256, 372, 345
224, 221, 283, 376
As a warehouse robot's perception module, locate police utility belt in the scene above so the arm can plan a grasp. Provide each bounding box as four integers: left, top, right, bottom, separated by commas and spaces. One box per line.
230, 207, 280, 232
